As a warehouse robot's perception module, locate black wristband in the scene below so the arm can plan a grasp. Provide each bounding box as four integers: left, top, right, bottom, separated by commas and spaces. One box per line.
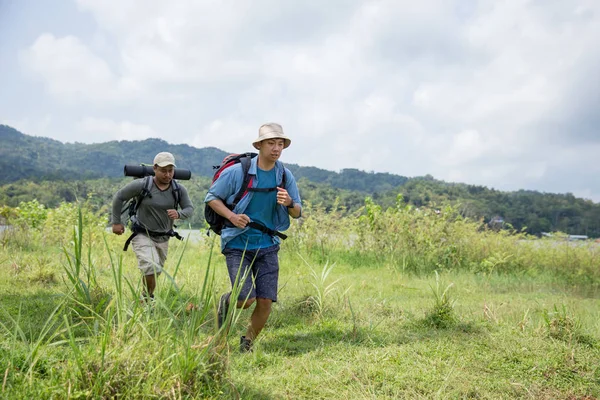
286, 201, 295, 209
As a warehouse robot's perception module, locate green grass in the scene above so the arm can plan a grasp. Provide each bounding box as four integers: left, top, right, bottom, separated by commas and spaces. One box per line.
0, 208, 599, 398
227, 259, 599, 399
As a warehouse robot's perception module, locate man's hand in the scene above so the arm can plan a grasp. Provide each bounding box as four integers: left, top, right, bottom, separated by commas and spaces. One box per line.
207, 198, 249, 228
229, 213, 250, 228
167, 209, 179, 219
276, 187, 293, 207
112, 223, 125, 235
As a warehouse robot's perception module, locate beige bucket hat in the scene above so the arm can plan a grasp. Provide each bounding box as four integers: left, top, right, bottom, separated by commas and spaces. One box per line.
252, 123, 291, 149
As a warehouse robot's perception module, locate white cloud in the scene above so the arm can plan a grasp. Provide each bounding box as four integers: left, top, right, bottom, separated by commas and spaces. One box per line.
21, 34, 141, 104
191, 119, 257, 152
6, 0, 600, 201
78, 117, 156, 141
441, 130, 489, 166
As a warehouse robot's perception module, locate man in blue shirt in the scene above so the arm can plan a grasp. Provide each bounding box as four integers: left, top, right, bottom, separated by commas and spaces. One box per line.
205, 123, 302, 352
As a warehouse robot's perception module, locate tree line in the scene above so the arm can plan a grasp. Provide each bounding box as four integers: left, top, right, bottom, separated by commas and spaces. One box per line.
1, 124, 599, 237
1, 175, 599, 237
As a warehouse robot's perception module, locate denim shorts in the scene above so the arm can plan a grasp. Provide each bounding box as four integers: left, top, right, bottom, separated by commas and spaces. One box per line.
222, 244, 280, 302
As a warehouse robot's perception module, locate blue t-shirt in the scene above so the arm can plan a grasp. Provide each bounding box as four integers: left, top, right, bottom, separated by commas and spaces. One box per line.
227, 167, 278, 250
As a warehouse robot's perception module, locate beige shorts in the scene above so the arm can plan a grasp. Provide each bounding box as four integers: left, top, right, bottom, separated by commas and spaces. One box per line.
131, 234, 169, 276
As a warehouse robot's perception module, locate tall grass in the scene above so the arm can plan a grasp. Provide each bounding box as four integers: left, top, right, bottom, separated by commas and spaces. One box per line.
285, 196, 600, 286
423, 271, 456, 329
299, 254, 343, 319
1, 197, 599, 398
0, 206, 234, 398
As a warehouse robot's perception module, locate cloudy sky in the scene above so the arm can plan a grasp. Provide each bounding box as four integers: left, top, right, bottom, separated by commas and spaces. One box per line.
1, 0, 599, 201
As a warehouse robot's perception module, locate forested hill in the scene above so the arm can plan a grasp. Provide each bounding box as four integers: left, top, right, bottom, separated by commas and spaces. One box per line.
1, 124, 599, 237
0, 124, 407, 193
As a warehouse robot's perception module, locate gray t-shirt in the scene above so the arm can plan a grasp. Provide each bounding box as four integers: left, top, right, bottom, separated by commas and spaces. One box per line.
111, 178, 194, 237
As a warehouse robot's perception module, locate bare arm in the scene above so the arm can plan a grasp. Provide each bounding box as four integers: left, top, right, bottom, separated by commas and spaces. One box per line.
286, 202, 302, 219
207, 199, 250, 228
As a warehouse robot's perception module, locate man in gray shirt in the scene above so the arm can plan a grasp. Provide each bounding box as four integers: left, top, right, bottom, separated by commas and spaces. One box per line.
111, 152, 194, 300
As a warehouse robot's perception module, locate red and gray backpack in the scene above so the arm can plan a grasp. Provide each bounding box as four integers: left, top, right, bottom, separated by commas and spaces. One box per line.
204, 152, 287, 237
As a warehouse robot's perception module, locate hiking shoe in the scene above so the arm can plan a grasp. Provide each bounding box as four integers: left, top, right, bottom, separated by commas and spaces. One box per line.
240, 336, 253, 353
217, 292, 231, 329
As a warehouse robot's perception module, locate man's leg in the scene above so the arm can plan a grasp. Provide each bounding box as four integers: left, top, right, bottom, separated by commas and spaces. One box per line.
131, 235, 167, 299
151, 240, 168, 297
144, 273, 157, 297
219, 248, 257, 329
242, 245, 280, 346
245, 297, 272, 341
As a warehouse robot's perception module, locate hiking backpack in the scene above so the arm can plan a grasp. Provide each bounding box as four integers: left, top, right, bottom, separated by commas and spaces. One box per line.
120, 175, 182, 229
204, 152, 287, 235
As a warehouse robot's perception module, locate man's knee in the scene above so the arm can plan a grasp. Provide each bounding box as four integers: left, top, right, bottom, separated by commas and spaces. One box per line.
236, 297, 255, 309
256, 298, 272, 312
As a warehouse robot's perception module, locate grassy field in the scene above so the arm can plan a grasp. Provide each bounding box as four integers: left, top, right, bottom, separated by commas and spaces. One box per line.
0, 203, 599, 398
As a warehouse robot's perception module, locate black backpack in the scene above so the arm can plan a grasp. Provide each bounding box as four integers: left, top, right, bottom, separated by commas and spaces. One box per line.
204, 152, 286, 236
121, 175, 181, 229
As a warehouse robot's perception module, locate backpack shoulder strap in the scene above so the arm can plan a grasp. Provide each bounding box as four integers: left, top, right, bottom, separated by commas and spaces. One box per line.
231, 154, 254, 208
171, 179, 181, 209
133, 176, 154, 214
280, 164, 287, 188
144, 175, 154, 191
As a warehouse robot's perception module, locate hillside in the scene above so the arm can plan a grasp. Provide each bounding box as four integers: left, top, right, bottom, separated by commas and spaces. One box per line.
1, 124, 599, 237
0, 125, 407, 193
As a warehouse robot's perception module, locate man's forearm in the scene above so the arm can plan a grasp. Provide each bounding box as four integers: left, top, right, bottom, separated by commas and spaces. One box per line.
287, 203, 301, 219
208, 199, 235, 221
111, 197, 126, 224
177, 205, 194, 220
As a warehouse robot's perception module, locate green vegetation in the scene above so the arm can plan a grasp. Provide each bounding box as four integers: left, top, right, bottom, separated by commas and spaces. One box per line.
391, 176, 600, 238
0, 124, 406, 192
1, 199, 598, 398
3, 123, 600, 237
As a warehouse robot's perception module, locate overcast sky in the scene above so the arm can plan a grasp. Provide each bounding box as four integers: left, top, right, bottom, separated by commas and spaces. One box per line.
1, 0, 599, 201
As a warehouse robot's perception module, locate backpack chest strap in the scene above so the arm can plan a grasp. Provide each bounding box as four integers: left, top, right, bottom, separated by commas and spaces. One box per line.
222, 220, 287, 240
247, 187, 278, 193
